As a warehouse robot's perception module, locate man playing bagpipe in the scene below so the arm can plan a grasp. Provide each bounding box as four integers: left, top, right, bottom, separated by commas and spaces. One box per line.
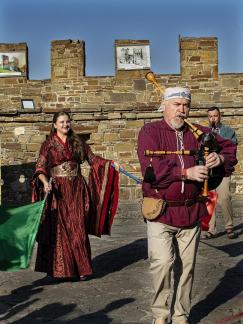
137, 85, 237, 324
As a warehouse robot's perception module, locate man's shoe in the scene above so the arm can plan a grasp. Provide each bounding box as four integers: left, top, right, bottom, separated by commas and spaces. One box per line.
152, 319, 167, 324
226, 229, 238, 239
201, 231, 216, 239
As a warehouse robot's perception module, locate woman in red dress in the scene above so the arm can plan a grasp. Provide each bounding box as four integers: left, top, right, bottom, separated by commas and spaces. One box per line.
32, 111, 119, 280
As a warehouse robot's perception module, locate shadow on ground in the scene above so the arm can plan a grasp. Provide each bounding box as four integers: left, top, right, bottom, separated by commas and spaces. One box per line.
215, 222, 243, 238
0, 282, 43, 321
189, 259, 243, 323
200, 240, 243, 258
7, 298, 135, 324
0, 239, 145, 323
92, 238, 147, 278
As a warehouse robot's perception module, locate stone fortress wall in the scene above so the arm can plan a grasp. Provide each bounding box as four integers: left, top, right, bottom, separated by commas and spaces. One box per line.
0, 37, 242, 217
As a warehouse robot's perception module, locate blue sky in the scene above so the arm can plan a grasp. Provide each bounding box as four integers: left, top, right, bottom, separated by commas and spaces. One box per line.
1, 0, 242, 80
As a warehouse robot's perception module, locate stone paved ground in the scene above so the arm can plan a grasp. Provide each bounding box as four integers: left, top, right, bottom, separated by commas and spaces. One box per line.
0, 204, 242, 324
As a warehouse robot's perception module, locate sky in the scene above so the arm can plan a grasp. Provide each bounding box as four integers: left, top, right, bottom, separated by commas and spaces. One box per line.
1, 0, 243, 80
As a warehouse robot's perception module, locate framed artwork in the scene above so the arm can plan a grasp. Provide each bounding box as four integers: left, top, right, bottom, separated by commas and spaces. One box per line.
0, 52, 27, 77
21, 99, 35, 109
116, 45, 151, 70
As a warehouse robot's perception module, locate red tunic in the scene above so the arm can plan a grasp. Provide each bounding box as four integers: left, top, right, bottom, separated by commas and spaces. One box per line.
137, 120, 237, 228
32, 134, 119, 278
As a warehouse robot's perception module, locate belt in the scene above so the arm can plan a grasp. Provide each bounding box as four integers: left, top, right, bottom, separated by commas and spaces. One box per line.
50, 162, 78, 178
166, 196, 207, 207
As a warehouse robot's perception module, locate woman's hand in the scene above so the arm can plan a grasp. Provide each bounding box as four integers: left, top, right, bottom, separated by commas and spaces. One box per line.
112, 161, 121, 172
38, 174, 52, 193
43, 181, 52, 193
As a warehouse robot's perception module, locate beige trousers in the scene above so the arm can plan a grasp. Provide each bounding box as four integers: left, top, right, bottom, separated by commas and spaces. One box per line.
209, 177, 234, 234
147, 221, 201, 323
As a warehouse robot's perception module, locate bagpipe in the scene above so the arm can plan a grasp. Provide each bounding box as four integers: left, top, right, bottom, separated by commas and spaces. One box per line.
145, 70, 223, 196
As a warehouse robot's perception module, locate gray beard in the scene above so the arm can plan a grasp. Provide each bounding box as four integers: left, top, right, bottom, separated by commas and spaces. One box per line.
170, 117, 184, 130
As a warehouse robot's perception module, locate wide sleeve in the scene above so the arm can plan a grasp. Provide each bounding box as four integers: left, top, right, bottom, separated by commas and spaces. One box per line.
83, 142, 119, 237
83, 141, 107, 166
137, 124, 182, 189
32, 140, 50, 202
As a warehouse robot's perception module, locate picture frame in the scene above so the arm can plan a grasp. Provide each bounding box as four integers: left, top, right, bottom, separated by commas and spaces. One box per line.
0, 52, 27, 77
21, 99, 35, 109
116, 45, 151, 70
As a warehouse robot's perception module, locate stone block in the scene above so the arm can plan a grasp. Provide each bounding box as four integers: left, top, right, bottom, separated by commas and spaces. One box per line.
127, 120, 145, 127
120, 130, 136, 138
222, 78, 239, 88
91, 133, 104, 142
30, 135, 47, 143
108, 112, 121, 119
134, 80, 146, 91
122, 113, 137, 119
72, 114, 94, 121
137, 112, 161, 119
3, 143, 21, 150
119, 187, 131, 200
92, 145, 106, 152
104, 133, 120, 142
58, 97, 66, 102
114, 143, 134, 152
14, 127, 25, 136
110, 93, 136, 102
43, 93, 57, 101
189, 56, 201, 62
26, 143, 41, 152
118, 152, 133, 159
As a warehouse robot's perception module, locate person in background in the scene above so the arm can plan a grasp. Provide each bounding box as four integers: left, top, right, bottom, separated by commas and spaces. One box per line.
137, 88, 237, 324
204, 106, 238, 239
32, 111, 120, 281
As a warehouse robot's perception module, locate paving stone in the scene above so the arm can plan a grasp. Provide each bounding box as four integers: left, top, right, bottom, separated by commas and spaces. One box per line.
0, 205, 242, 324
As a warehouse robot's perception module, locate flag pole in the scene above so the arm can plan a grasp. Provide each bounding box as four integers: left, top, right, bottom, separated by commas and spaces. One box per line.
111, 163, 142, 185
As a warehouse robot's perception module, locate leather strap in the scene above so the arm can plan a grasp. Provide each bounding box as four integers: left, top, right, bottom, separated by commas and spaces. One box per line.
166, 196, 207, 207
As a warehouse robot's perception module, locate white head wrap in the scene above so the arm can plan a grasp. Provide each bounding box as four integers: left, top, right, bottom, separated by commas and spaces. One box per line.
158, 87, 191, 112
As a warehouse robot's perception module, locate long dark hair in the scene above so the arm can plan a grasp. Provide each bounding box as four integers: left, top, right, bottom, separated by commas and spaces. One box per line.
50, 111, 84, 161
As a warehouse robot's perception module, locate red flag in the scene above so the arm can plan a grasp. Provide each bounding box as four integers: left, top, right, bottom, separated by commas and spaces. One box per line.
201, 191, 218, 231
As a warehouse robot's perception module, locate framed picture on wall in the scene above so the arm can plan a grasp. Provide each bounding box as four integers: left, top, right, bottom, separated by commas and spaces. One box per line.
116, 45, 151, 70
21, 99, 35, 109
0, 52, 27, 77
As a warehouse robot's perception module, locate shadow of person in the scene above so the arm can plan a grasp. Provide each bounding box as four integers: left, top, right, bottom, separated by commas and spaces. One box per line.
70, 298, 135, 324
8, 303, 76, 324
91, 238, 147, 278
0, 282, 43, 320
213, 241, 243, 258
200, 240, 243, 258
0, 238, 142, 322
0, 274, 73, 321
231, 221, 243, 237
8, 298, 135, 324
189, 259, 243, 323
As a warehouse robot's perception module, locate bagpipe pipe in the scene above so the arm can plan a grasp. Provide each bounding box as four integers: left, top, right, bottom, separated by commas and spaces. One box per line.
145, 70, 223, 197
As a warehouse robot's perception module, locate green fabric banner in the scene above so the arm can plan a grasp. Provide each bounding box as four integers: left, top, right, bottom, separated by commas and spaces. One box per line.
0, 200, 45, 272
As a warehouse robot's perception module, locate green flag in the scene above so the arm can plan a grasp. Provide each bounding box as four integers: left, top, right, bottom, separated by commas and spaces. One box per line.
0, 200, 46, 271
